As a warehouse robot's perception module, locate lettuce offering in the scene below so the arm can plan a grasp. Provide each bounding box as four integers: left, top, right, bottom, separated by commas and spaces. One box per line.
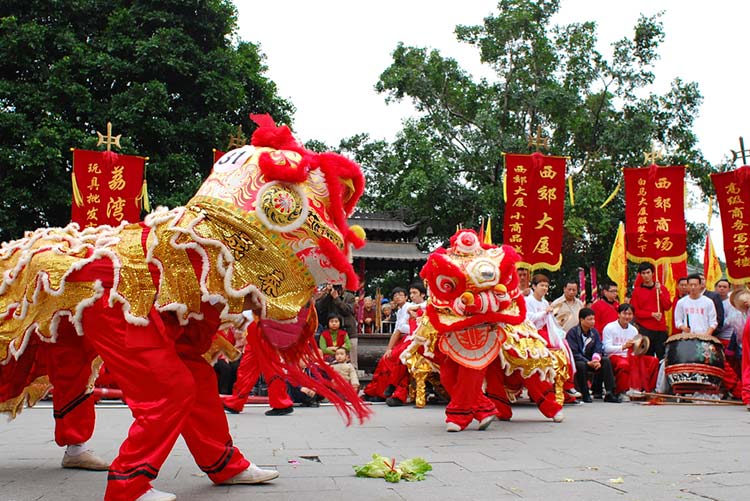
353, 454, 432, 482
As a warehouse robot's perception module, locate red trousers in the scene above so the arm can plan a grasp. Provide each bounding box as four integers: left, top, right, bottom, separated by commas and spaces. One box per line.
719, 338, 742, 399
222, 346, 293, 412
484, 358, 561, 420
609, 353, 658, 394
43, 317, 98, 446
439, 357, 496, 429
742, 318, 750, 405
364, 337, 409, 402
83, 292, 249, 501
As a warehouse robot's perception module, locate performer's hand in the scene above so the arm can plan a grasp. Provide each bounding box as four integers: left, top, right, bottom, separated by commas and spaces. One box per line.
652, 311, 662, 321
384, 348, 392, 358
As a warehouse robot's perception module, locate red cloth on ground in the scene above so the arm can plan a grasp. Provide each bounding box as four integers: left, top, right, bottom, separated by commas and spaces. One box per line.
440, 357, 496, 429
363, 335, 410, 401
609, 352, 659, 394
83, 292, 249, 501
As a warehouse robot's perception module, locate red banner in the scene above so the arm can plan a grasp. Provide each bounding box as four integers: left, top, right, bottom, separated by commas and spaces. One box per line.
503, 153, 566, 271
71, 149, 146, 228
711, 166, 750, 282
624, 165, 687, 264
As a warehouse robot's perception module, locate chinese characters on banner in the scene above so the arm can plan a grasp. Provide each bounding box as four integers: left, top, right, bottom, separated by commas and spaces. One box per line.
503, 152, 566, 271
624, 165, 687, 264
711, 166, 750, 282
71, 149, 146, 228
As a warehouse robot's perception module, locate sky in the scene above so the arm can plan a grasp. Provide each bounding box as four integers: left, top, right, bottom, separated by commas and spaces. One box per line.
235, 0, 750, 260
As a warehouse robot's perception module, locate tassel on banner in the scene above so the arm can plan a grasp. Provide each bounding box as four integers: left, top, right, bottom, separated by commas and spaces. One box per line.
71, 171, 84, 207
567, 175, 575, 206
600, 179, 621, 208
141, 180, 150, 212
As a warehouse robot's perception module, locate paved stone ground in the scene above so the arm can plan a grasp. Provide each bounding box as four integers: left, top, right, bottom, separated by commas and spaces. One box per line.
0, 399, 748, 500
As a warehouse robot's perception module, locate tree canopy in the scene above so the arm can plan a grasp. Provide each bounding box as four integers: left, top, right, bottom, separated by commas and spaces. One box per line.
341, 0, 714, 293
0, 0, 293, 240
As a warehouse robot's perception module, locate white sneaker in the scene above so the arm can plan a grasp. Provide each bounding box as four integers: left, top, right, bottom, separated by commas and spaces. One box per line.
221, 464, 279, 484
552, 410, 565, 423
477, 415, 494, 431
626, 388, 643, 397
445, 421, 462, 432
135, 488, 177, 501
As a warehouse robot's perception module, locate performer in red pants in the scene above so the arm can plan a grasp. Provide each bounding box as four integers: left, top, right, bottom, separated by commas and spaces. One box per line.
43, 318, 110, 470
83, 291, 279, 501
484, 357, 562, 421
223, 319, 294, 416
440, 356, 497, 431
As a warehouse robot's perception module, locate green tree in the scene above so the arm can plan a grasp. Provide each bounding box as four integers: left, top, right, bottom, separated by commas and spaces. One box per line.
343, 0, 711, 294
0, 0, 293, 240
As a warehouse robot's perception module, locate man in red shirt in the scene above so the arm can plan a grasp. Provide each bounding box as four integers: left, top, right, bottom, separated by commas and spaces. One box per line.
591, 282, 619, 335
629, 262, 672, 359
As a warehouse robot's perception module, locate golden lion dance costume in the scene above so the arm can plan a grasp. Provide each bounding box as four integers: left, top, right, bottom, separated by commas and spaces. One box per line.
403, 230, 562, 431
0, 115, 370, 500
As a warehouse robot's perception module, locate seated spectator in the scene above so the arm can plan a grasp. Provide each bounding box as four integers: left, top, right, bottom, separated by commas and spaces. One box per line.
565, 308, 619, 403
330, 347, 360, 392
319, 313, 351, 362
359, 296, 376, 334
602, 303, 659, 398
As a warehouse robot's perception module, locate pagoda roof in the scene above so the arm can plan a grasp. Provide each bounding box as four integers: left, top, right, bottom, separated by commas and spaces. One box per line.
348, 212, 419, 233
353, 240, 427, 262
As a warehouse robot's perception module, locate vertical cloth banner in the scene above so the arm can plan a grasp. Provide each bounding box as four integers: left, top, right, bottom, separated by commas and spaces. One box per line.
624, 165, 687, 264
71, 149, 146, 228
607, 221, 628, 303
703, 233, 722, 290
711, 166, 750, 282
503, 152, 566, 271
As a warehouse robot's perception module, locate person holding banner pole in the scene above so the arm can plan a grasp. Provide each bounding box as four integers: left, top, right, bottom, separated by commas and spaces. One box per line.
630, 262, 672, 359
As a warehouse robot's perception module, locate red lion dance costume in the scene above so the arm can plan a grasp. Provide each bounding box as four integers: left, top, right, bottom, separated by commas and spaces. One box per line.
0, 115, 370, 500
403, 230, 563, 431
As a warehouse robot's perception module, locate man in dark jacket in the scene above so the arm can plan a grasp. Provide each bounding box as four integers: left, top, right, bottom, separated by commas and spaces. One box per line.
565, 308, 619, 403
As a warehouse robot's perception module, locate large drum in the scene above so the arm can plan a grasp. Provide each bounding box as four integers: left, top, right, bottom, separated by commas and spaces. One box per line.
664, 333, 725, 395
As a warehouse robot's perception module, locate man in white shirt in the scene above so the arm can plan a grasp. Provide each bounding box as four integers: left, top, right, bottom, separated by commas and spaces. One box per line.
602, 303, 659, 397
674, 274, 718, 337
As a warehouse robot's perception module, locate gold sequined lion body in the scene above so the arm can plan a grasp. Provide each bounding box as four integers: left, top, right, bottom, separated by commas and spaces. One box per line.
0, 116, 365, 417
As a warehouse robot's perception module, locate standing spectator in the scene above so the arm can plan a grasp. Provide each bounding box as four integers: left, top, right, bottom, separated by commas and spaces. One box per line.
358, 296, 377, 334
715, 279, 742, 399
674, 273, 718, 337
728, 287, 750, 410
517, 266, 532, 297
602, 304, 659, 397
380, 302, 396, 334
670, 277, 689, 335
565, 308, 619, 403
551, 280, 584, 333
700, 274, 724, 331
591, 282, 619, 335
630, 262, 672, 359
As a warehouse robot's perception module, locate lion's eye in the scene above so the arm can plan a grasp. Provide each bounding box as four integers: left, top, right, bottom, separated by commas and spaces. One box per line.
435, 274, 457, 294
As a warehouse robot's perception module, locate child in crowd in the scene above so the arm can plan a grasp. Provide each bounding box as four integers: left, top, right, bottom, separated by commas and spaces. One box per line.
330, 347, 360, 392
319, 314, 351, 362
